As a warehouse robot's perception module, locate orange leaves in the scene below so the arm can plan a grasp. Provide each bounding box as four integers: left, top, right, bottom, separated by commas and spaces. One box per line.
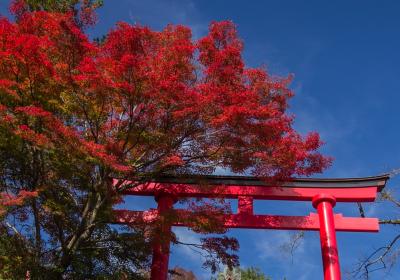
82, 141, 130, 173
161, 154, 185, 168
0, 79, 19, 99
2, 190, 38, 206
15, 106, 51, 118
0, 190, 38, 216
9, 103, 130, 173
14, 124, 51, 147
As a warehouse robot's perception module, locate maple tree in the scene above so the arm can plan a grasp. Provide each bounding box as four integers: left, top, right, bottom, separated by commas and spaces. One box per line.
0, 0, 331, 278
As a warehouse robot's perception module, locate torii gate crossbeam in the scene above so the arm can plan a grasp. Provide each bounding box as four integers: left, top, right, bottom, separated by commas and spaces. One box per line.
113, 174, 389, 280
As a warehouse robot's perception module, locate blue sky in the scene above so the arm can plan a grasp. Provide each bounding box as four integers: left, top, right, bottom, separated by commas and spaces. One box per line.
2, 0, 400, 279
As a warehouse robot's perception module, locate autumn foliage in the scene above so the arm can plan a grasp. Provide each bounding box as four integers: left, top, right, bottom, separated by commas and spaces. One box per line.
0, 0, 331, 278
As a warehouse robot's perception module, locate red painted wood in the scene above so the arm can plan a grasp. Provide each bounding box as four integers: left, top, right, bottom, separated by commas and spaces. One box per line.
113, 175, 387, 280
118, 181, 378, 202
313, 194, 341, 280
113, 209, 379, 232
150, 196, 175, 280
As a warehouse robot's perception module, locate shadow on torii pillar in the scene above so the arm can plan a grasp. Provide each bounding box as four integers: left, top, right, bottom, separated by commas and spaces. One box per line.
112, 174, 389, 280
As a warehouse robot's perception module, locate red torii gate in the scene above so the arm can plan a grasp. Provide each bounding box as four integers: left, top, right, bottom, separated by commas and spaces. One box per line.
114, 174, 389, 280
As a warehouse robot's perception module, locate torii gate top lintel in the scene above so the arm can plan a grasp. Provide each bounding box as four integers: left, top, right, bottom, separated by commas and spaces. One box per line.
132, 173, 389, 189
118, 173, 389, 202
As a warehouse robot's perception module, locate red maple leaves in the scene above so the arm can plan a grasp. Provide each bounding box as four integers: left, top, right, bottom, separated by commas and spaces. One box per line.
0, 2, 334, 274
0, 190, 38, 216
0, 3, 331, 214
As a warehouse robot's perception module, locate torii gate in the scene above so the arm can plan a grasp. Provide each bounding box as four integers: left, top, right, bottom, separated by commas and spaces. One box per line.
114, 174, 389, 280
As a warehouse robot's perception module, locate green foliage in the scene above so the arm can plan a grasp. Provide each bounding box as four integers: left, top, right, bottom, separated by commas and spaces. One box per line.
241, 267, 271, 280
215, 266, 271, 280
23, 0, 103, 13
11, 0, 103, 27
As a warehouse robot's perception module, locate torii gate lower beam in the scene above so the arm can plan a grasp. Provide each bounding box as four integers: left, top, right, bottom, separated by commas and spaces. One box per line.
113, 174, 389, 280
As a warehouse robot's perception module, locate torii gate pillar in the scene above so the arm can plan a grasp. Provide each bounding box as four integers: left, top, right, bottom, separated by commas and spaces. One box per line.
313, 194, 341, 280
150, 195, 175, 280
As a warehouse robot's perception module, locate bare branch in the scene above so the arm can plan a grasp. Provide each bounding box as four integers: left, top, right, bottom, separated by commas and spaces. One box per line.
357, 202, 365, 218
351, 234, 400, 279
379, 219, 400, 225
